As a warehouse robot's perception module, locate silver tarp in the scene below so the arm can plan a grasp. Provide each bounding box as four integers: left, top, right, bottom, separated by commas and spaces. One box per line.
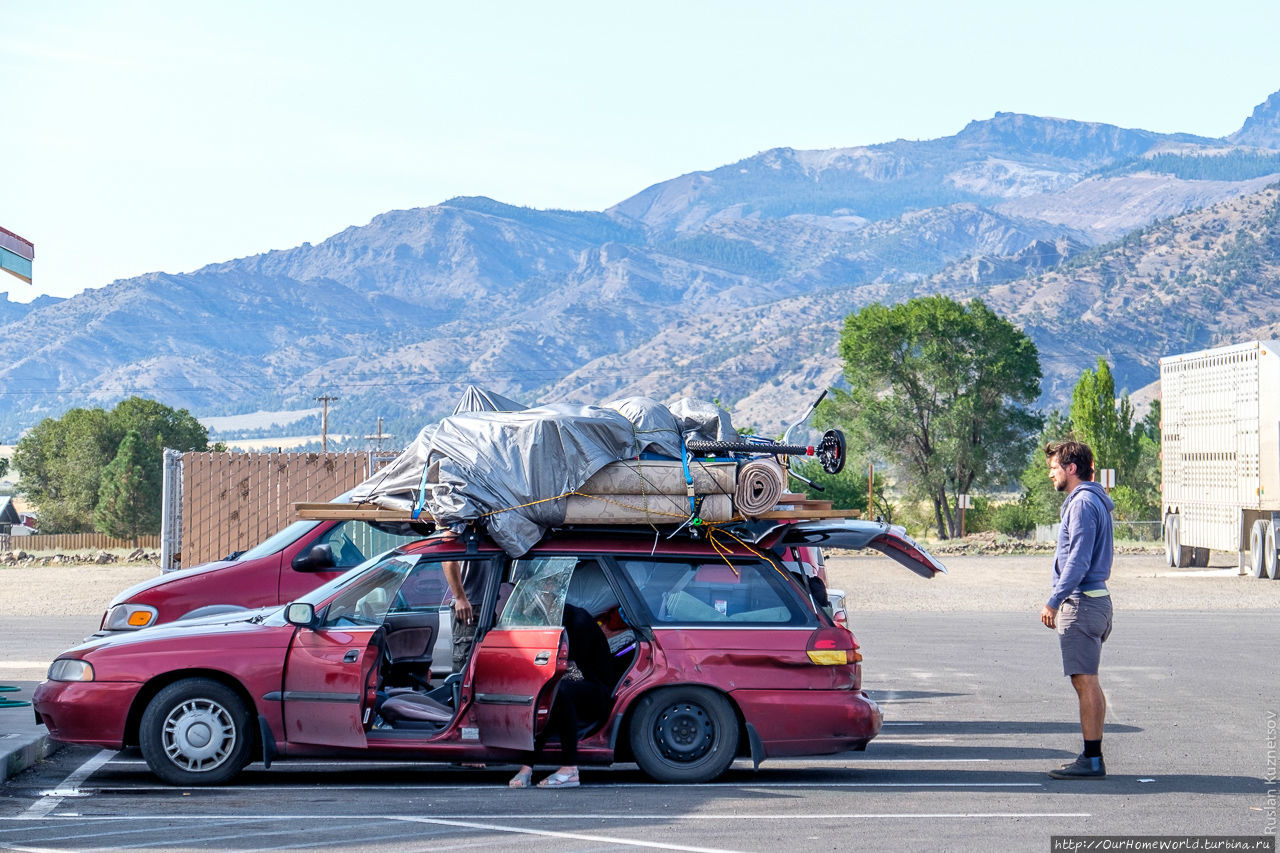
351, 394, 739, 555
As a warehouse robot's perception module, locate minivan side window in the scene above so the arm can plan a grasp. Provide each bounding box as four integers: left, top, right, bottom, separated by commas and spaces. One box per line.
617, 558, 809, 625
315, 520, 421, 569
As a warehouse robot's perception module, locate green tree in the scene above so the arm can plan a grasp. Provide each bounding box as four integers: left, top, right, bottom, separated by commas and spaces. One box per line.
1025, 371, 1162, 527
1068, 358, 1140, 481
793, 459, 895, 522
825, 296, 1042, 538
95, 430, 158, 541
13, 407, 115, 532
1019, 410, 1070, 525
14, 397, 209, 535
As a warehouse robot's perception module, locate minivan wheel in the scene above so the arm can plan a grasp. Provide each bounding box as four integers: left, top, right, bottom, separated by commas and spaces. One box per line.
139, 678, 252, 786
629, 687, 739, 783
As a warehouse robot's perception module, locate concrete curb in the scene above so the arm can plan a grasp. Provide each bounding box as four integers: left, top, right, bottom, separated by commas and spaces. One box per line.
2, 731, 61, 783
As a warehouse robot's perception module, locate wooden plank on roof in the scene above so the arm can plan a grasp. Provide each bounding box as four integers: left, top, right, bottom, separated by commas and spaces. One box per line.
295, 502, 419, 521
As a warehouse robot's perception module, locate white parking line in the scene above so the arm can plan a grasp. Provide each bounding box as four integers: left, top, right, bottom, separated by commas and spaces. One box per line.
21, 749, 116, 819
0, 811, 1092, 823
397, 816, 741, 852
17, 780, 1043, 797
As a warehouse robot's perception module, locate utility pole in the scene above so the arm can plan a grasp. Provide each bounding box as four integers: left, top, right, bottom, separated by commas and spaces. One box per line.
363, 416, 394, 452
315, 394, 339, 452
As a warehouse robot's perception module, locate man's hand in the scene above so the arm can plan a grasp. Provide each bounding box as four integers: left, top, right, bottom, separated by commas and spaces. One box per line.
454, 594, 474, 625
1040, 604, 1057, 629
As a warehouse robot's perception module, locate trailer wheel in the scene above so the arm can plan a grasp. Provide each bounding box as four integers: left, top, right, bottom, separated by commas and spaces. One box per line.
1249, 520, 1269, 578
1165, 514, 1192, 568
1266, 523, 1279, 580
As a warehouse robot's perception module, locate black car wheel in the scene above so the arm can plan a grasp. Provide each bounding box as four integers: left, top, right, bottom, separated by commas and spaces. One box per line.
139, 678, 252, 786
629, 686, 739, 783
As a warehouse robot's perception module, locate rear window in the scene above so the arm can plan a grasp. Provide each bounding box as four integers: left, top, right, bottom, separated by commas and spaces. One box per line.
617, 557, 809, 626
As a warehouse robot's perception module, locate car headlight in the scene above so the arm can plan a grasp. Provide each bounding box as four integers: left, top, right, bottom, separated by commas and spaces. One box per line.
48, 659, 95, 682
102, 604, 158, 631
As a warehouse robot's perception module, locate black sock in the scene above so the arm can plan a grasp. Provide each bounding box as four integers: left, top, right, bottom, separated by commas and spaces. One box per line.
1083, 739, 1102, 758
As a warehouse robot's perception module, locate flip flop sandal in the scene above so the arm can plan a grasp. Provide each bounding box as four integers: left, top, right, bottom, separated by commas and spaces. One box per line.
537, 771, 579, 788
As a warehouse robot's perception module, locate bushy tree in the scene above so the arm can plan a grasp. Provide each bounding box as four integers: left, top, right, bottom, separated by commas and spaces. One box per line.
14, 397, 209, 535
12, 408, 115, 532
824, 296, 1042, 538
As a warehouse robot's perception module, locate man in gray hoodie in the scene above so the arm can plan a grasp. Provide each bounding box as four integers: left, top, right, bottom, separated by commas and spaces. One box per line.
1041, 440, 1114, 779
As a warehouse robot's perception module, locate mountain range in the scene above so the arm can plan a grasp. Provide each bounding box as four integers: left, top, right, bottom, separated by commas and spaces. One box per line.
3, 89, 1280, 444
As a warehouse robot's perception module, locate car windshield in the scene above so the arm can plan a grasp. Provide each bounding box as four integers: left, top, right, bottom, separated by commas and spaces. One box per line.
236, 520, 320, 561
317, 553, 423, 627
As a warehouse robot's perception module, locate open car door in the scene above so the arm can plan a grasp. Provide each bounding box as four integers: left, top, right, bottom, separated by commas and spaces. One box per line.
760, 519, 947, 578
282, 626, 381, 748
468, 555, 583, 750
470, 627, 567, 750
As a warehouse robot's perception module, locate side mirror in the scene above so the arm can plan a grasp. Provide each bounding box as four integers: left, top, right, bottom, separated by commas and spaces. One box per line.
285, 602, 317, 627
292, 543, 337, 573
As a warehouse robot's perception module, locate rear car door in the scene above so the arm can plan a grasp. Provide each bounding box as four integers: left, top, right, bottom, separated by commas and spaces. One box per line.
615, 554, 872, 755
468, 557, 572, 751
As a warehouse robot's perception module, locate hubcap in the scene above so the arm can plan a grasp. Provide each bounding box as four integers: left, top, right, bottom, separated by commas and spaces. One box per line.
161, 697, 236, 772
653, 702, 715, 762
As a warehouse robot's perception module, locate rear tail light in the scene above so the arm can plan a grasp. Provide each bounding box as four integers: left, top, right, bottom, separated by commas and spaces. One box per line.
806, 626, 861, 665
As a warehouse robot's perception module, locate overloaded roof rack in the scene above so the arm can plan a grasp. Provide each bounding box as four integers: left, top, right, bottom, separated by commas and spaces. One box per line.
296, 495, 858, 524
316, 390, 856, 557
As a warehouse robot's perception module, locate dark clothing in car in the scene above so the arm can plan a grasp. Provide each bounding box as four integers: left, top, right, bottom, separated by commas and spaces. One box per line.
528, 603, 614, 764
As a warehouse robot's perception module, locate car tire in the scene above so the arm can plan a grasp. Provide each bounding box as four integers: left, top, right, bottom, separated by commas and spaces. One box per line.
139, 678, 253, 786
629, 686, 739, 783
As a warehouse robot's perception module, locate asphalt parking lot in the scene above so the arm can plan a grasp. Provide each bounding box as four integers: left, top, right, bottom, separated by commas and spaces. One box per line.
2, 599, 1275, 852
0, 550, 1274, 845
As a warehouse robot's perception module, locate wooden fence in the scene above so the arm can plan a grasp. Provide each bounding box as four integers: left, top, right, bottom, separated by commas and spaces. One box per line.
180, 452, 371, 566
2, 533, 160, 553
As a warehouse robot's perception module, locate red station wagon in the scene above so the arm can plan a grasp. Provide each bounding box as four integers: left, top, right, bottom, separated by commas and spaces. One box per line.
34, 519, 944, 786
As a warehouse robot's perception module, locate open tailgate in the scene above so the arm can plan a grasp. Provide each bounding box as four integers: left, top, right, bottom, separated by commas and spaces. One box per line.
760, 519, 947, 579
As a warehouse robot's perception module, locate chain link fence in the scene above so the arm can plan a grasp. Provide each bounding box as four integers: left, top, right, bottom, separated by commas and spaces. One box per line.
1036, 520, 1162, 543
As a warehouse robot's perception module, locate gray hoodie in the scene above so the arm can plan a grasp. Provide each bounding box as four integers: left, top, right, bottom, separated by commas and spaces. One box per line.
1048, 480, 1114, 609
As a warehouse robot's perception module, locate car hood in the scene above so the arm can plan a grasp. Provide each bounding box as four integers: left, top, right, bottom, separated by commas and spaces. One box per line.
70, 606, 288, 656
758, 519, 947, 579
106, 559, 239, 608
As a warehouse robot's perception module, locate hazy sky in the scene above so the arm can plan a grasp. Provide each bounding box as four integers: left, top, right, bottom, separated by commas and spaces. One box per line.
3, 0, 1280, 301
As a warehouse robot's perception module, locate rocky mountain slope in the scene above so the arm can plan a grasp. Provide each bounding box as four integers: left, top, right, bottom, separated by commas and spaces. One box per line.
3, 90, 1280, 441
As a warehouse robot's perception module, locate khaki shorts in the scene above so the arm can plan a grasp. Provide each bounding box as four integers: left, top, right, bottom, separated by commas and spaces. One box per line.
1057, 594, 1113, 676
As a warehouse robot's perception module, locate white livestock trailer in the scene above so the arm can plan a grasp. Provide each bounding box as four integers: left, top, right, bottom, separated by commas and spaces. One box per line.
1160, 340, 1280, 577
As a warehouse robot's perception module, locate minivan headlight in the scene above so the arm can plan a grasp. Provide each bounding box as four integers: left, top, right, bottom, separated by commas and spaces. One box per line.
48, 659, 95, 682
103, 604, 158, 631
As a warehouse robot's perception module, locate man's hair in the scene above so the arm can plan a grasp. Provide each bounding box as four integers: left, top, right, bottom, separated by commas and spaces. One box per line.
1045, 440, 1094, 481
